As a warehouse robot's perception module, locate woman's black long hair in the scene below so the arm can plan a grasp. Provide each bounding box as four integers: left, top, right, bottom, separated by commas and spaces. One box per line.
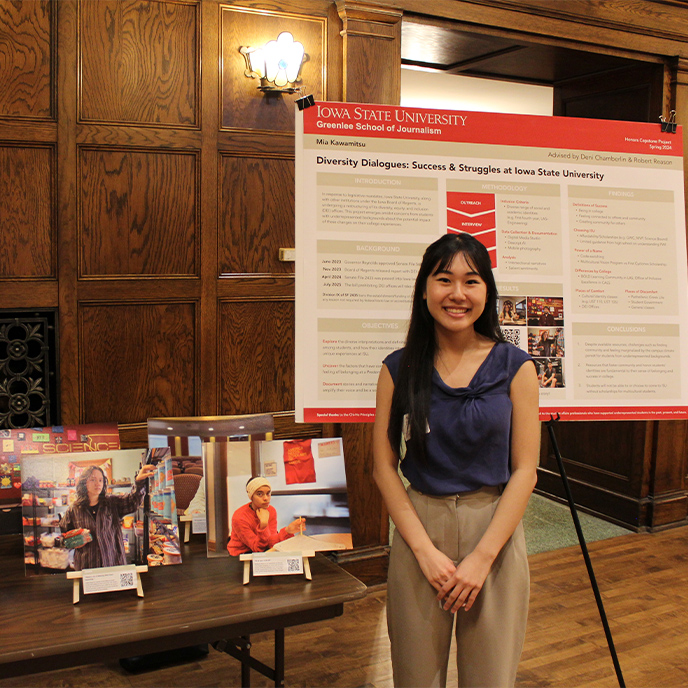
73, 466, 108, 509
387, 233, 504, 463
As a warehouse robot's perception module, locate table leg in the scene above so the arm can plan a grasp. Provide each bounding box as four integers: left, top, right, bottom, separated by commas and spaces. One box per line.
241, 635, 251, 688
213, 633, 283, 686
274, 628, 285, 687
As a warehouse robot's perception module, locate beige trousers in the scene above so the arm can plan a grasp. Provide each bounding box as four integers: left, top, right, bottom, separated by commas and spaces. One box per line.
387, 486, 529, 688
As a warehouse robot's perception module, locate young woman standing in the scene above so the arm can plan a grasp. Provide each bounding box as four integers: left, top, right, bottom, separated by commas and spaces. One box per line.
373, 233, 540, 687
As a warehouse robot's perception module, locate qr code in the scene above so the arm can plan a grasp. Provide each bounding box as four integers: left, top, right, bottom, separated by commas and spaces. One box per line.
286, 557, 301, 573
120, 571, 134, 587
502, 327, 521, 347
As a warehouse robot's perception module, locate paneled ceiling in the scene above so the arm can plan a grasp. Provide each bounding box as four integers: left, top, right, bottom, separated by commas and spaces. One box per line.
401, 20, 640, 84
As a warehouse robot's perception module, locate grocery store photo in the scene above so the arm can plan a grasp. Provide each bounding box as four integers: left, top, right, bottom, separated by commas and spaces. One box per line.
20, 448, 181, 576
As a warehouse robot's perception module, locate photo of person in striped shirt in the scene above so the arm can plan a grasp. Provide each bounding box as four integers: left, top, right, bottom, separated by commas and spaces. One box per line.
59, 463, 155, 570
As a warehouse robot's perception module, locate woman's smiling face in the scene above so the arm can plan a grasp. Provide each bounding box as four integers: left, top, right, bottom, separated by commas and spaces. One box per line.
424, 252, 487, 337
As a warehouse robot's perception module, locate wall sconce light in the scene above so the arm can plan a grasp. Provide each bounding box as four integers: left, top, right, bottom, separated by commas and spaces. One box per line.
239, 32, 306, 94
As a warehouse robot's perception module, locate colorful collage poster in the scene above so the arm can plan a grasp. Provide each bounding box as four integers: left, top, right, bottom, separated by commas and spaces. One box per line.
0, 423, 120, 505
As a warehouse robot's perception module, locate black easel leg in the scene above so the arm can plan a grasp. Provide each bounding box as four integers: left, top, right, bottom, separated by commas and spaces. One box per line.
545, 415, 625, 688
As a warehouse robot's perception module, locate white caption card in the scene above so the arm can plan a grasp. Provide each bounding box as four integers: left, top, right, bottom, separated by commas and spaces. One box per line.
251, 552, 304, 576
192, 514, 207, 534
81, 564, 138, 594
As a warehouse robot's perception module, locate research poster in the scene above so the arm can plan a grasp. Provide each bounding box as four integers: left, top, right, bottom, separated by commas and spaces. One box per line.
295, 101, 688, 423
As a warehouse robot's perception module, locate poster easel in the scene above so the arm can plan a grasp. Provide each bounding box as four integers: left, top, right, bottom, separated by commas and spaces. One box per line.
546, 415, 625, 688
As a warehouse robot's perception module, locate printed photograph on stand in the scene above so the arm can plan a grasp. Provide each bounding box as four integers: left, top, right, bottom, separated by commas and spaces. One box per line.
147, 414, 352, 559
148, 414, 275, 557
225, 436, 352, 557
20, 447, 180, 576
145, 447, 182, 568
147, 417, 208, 550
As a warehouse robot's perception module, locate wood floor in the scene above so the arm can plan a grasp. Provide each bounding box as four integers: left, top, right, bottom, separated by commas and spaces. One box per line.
3, 527, 688, 687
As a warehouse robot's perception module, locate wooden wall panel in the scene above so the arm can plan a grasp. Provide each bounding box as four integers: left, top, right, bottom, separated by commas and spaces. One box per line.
0, 0, 53, 120
540, 420, 645, 488
220, 6, 326, 132
337, 0, 401, 106
0, 144, 54, 278
80, 301, 196, 423
647, 421, 688, 527
219, 299, 294, 414
537, 420, 649, 528
389, 0, 688, 57
219, 155, 294, 275
554, 64, 664, 122
79, 147, 198, 277
79, 0, 198, 126
340, 33, 400, 105
339, 421, 385, 545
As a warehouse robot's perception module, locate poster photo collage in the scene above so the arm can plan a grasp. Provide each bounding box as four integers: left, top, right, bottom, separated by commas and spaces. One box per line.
498, 295, 564, 389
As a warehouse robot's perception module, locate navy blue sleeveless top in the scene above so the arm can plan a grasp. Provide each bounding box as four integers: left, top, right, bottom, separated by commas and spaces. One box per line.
384, 342, 534, 495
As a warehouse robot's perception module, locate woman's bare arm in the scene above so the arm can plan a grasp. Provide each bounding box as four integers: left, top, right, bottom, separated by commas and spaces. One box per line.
373, 364, 456, 591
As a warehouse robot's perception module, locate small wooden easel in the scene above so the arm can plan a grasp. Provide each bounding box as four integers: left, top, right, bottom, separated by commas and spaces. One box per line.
66, 564, 148, 604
